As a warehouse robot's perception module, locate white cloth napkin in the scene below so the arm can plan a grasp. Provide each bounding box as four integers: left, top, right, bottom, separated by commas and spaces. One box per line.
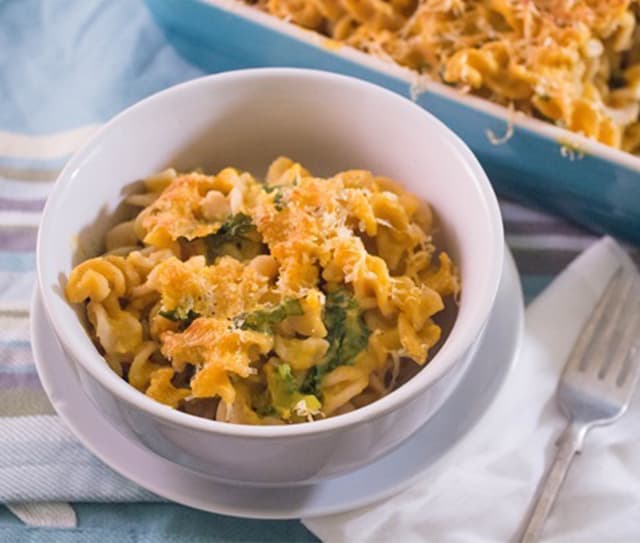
304, 236, 640, 542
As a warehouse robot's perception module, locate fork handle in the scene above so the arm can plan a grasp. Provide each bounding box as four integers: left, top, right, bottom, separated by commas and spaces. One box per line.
519, 421, 589, 543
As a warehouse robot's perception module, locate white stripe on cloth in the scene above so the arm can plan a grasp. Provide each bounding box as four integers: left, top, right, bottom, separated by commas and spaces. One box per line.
0, 167, 59, 182
499, 201, 558, 223
506, 233, 598, 251
0, 211, 41, 228
0, 272, 36, 313
0, 125, 100, 160
0, 304, 30, 316
0, 177, 54, 200
0, 416, 159, 502
0, 312, 31, 343
6, 502, 77, 528
0, 178, 54, 199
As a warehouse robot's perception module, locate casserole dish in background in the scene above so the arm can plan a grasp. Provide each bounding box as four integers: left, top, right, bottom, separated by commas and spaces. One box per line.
145, 0, 640, 244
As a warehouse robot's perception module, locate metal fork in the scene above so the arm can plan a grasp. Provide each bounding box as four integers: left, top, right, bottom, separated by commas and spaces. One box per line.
520, 264, 640, 543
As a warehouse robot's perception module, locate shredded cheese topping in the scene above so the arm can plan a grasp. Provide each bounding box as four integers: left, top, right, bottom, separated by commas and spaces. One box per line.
250, 0, 640, 154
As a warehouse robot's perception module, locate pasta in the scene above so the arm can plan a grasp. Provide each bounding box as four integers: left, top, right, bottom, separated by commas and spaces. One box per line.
66, 158, 459, 425
247, 0, 640, 154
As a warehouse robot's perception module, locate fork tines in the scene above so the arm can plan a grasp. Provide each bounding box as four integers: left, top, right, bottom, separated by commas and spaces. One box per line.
563, 263, 640, 395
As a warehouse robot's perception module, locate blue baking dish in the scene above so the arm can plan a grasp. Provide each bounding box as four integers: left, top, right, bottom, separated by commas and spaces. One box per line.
145, 0, 640, 243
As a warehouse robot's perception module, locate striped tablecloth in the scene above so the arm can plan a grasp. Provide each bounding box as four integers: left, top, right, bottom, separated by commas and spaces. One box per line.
0, 0, 608, 541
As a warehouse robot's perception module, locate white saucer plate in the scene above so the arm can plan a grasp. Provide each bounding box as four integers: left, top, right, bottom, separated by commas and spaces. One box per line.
32, 248, 524, 520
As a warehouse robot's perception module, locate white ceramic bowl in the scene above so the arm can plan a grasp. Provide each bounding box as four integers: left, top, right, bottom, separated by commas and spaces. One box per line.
37, 68, 503, 486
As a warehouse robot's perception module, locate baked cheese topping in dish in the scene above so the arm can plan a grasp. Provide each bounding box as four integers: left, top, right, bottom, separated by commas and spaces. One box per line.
248, 0, 640, 154
65, 158, 459, 425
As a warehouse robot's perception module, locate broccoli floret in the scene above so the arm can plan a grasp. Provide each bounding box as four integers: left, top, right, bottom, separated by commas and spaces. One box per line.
263, 185, 286, 211
204, 213, 264, 262
301, 288, 370, 395
234, 298, 303, 335
265, 361, 321, 421
158, 308, 200, 330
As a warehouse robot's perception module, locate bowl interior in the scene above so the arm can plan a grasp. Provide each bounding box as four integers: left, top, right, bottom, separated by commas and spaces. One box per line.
38, 68, 503, 434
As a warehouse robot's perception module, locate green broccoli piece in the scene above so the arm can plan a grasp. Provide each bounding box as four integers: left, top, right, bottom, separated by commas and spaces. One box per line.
263, 185, 285, 211
265, 362, 321, 421
158, 308, 200, 331
273, 190, 285, 211
234, 298, 303, 335
301, 288, 370, 395
204, 213, 264, 262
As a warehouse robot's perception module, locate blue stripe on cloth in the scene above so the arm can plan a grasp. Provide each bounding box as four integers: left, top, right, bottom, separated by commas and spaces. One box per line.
0, 252, 35, 273
0, 365, 36, 375
0, 345, 33, 361
0, 504, 319, 542
0, 156, 69, 171
0, 341, 34, 369
0, 340, 31, 349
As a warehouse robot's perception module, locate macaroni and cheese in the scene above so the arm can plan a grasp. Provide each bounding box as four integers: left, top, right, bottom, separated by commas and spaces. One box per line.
65, 158, 459, 425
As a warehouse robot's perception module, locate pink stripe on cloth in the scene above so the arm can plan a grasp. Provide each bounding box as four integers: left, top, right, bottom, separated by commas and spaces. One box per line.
0, 197, 45, 212
0, 229, 38, 251
0, 372, 41, 390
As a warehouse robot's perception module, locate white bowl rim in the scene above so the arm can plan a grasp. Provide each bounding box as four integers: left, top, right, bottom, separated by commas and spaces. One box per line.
37, 67, 504, 438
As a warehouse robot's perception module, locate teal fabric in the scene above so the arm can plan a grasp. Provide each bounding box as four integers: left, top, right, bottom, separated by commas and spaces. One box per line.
0, 505, 318, 542
521, 275, 554, 304
0, 0, 202, 132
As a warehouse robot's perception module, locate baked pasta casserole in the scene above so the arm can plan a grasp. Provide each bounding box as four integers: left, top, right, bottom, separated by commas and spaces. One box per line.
65, 158, 459, 425
249, 0, 640, 153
